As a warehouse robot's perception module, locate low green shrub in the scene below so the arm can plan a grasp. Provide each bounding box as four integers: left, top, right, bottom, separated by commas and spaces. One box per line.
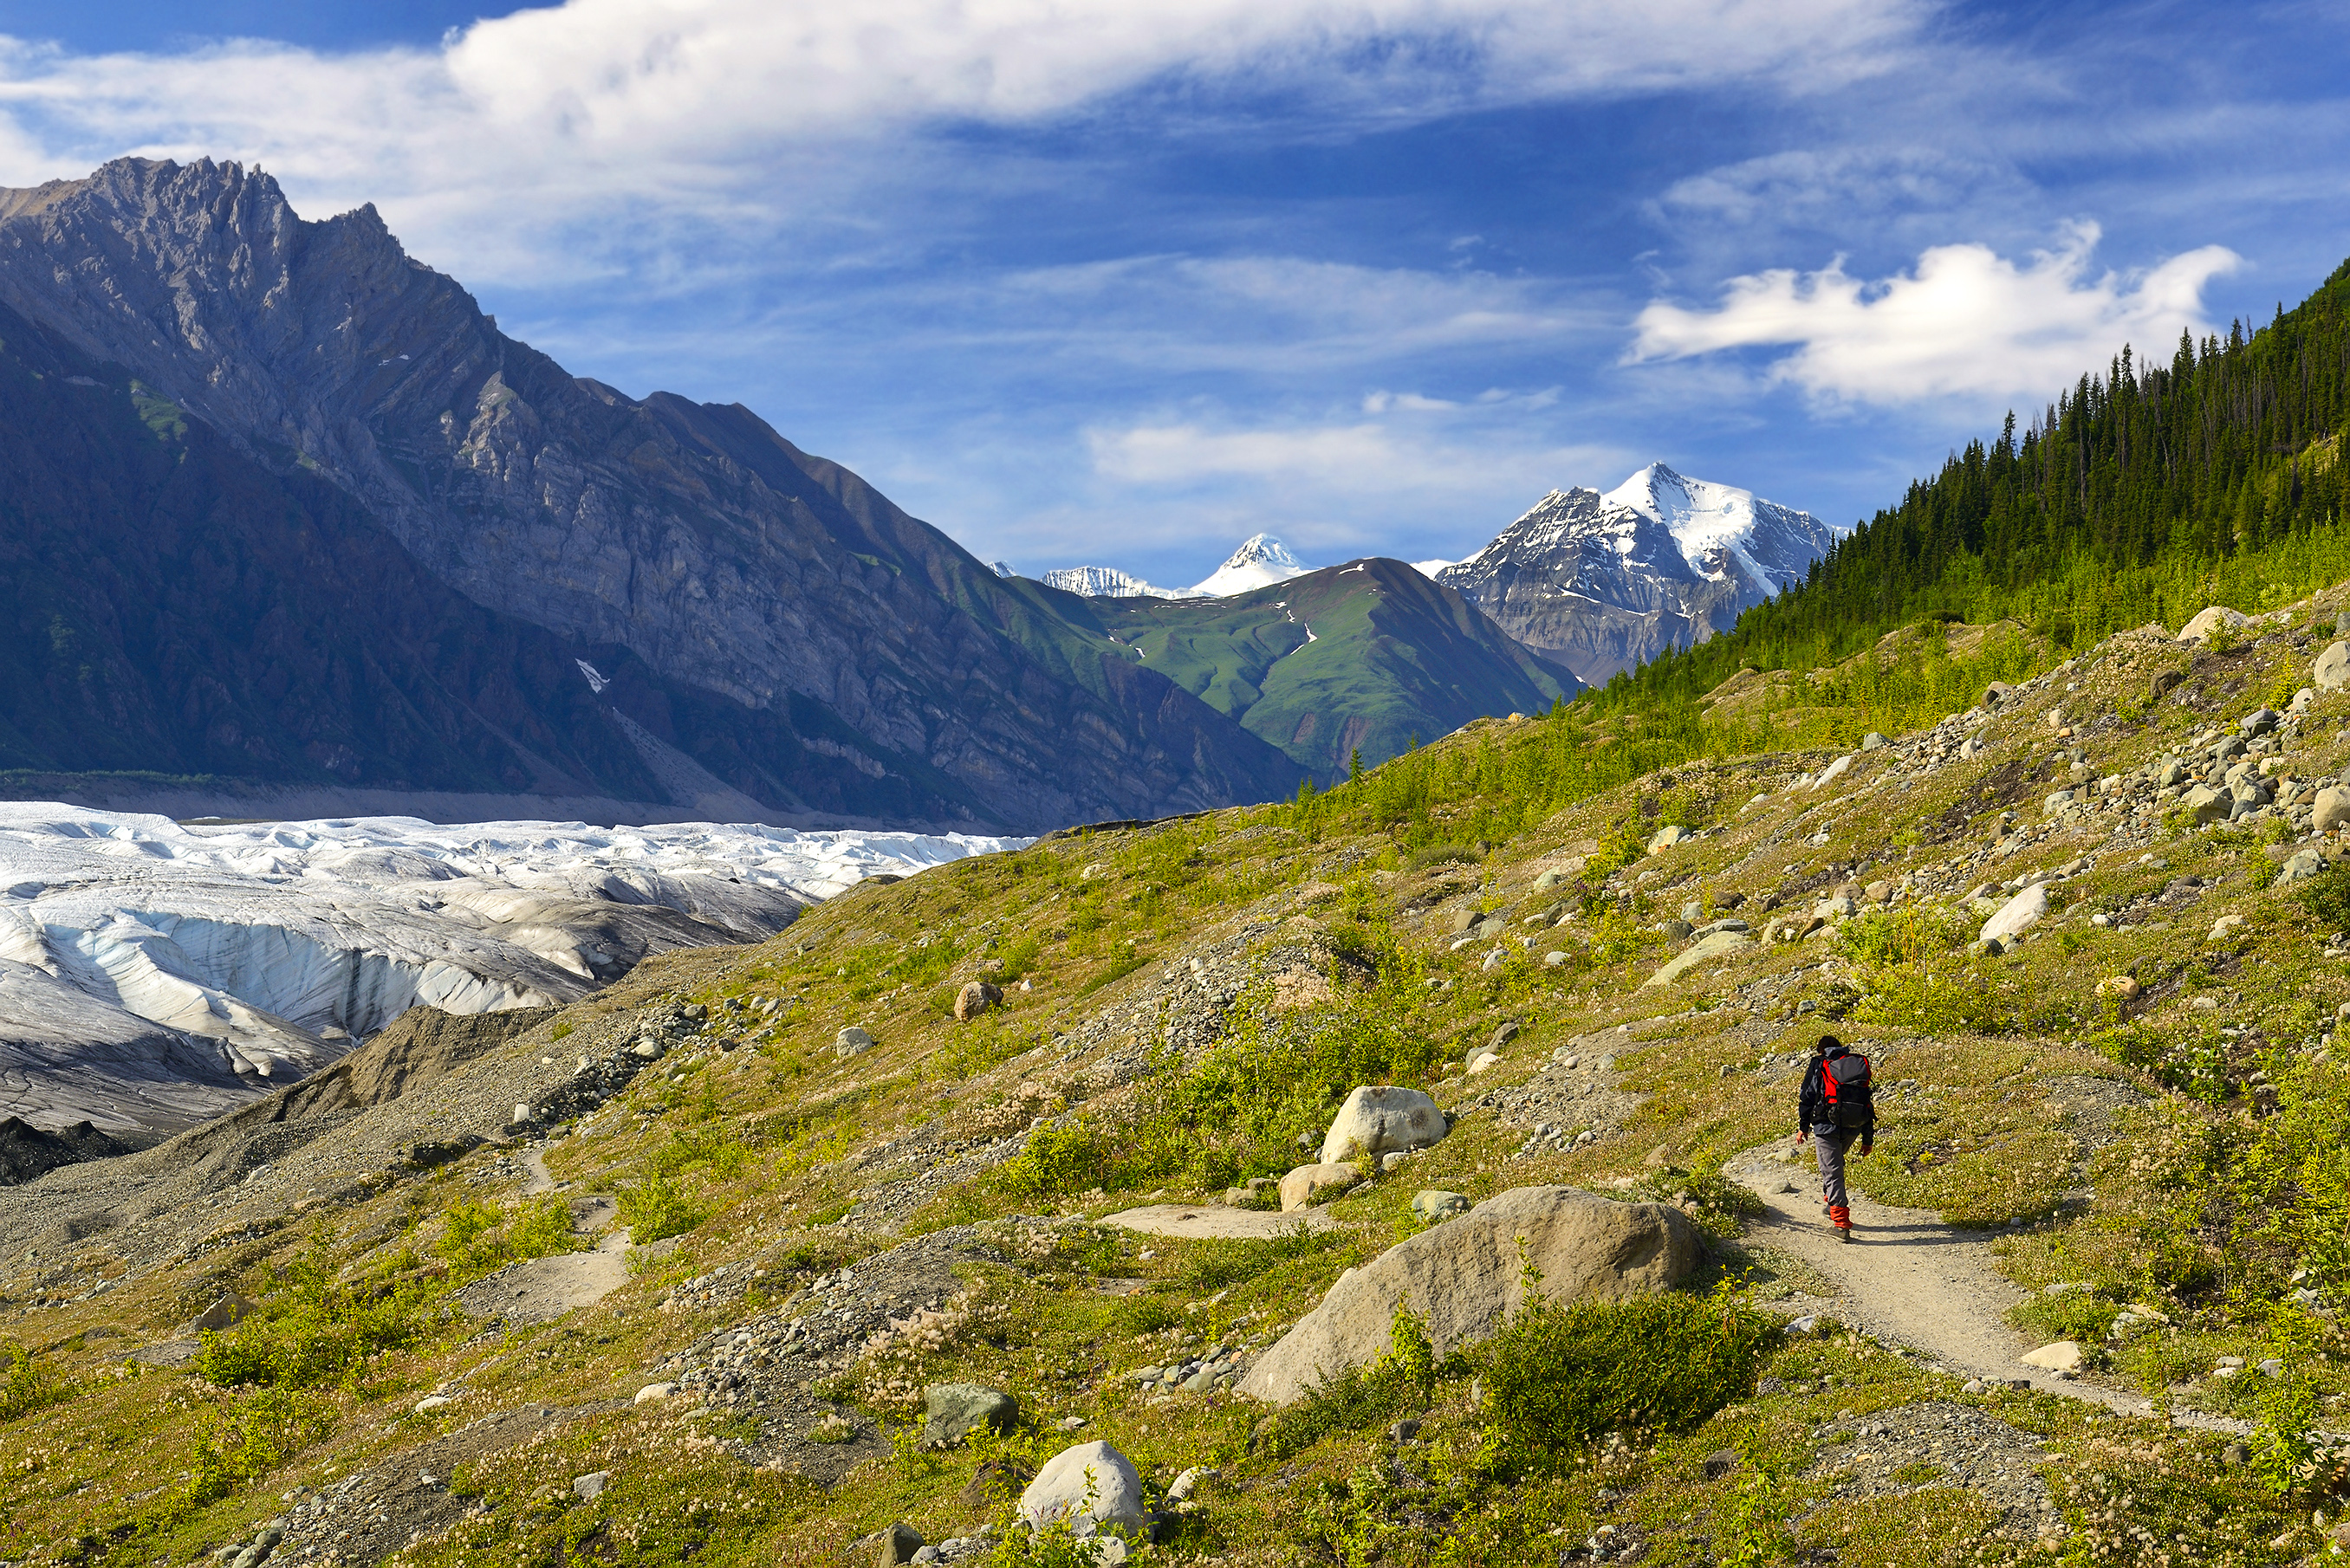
187, 1386, 332, 1503
1166, 1224, 1355, 1293
1262, 1309, 1436, 1461
0, 1343, 75, 1422
1477, 1286, 1778, 1476
618, 1171, 709, 1242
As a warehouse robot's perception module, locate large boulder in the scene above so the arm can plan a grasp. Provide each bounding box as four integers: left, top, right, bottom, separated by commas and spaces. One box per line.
1279, 1163, 1359, 1213
953, 982, 1003, 1022
921, 1382, 1017, 1448
2317, 641, 2350, 692
2178, 606, 2249, 643
1977, 884, 2047, 948
1018, 1440, 1146, 1539
1642, 930, 1751, 988
1235, 1186, 1703, 1405
2182, 784, 2228, 826
2316, 787, 2350, 833
1319, 1087, 1447, 1164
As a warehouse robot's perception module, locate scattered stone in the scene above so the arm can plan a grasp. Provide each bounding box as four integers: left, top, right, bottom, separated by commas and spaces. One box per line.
1280, 1163, 1360, 1212
953, 982, 1003, 1023
412, 1395, 454, 1416
1863, 879, 1892, 904
633, 1382, 678, 1404
1411, 1190, 1470, 1223
1319, 1086, 1448, 1163
1018, 1441, 1147, 1540
1643, 929, 1753, 988
2019, 1341, 2080, 1372
1977, 884, 2047, 948
2277, 849, 2328, 886
1490, 1020, 1522, 1050
572, 1472, 610, 1500
835, 1027, 877, 1059
2210, 913, 2246, 942
1648, 824, 1689, 853
2178, 605, 2249, 643
2181, 783, 2228, 825
2317, 787, 2350, 833
2241, 707, 2282, 737
1703, 1449, 1739, 1481
1237, 1186, 1702, 1403
2320, 642, 2350, 692
1860, 731, 1887, 750
875, 1522, 925, 1565
1387, 1419, 1421, 1443
1467, 1051, 1502, 1075
922, 1383, 1018, 1448
2094, 975, 2141, 1002
188, 1293, 258, 1333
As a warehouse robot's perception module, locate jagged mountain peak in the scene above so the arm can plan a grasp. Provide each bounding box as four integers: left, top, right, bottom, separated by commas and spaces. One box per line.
1041, 565, 1178, 599
1438, 462, 1840, 684
1193, 533, 1314, 597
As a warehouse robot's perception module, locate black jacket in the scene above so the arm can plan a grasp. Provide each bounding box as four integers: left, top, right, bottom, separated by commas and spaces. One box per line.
1799, 1048, 1875, 1139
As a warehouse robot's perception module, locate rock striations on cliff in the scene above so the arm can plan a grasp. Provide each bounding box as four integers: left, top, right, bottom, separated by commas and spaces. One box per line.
0, 158, 1304, 833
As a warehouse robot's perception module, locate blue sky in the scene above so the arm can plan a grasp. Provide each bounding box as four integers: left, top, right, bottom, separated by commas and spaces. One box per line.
0, 1, 2344, 590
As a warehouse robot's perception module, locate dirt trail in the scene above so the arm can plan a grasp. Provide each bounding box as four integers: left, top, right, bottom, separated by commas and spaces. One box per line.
1723, 1144, 2249, 1433
453, 1144, 630, 1324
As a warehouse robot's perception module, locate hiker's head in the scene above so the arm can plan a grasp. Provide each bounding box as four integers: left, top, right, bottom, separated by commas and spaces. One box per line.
1814, 1033, 1844, 1059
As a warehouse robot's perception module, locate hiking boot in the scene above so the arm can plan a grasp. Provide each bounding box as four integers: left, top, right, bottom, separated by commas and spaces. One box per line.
1828, 1203, 1852, 1240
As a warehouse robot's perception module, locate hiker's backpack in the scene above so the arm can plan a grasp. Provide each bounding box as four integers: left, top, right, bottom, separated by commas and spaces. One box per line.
1821, 1049, 1873, 1129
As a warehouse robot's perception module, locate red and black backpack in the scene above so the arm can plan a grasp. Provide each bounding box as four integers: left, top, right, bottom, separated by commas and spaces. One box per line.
1822, 1047, 1873, 1128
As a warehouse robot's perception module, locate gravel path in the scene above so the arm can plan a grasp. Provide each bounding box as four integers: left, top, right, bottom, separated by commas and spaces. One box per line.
1723, 1142, 2246, 1429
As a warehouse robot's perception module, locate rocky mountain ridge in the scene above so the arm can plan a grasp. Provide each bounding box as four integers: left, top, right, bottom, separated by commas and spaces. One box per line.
1440, 463, 1839, 684
0, 158, 1303, 832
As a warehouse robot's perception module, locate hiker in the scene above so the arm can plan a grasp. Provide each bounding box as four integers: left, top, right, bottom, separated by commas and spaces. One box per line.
1796, 1033, 1873, 1241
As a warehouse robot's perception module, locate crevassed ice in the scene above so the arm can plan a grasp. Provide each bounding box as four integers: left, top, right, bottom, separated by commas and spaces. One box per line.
0, 805, 1022, 1131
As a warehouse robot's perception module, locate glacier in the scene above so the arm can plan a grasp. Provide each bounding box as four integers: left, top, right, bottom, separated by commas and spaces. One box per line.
0, 806, 1018, 1136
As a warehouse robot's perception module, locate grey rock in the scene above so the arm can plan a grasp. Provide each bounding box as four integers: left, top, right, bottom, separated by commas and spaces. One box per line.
835, 1027, 876, 1059
952, 982, 1003, 1023
875, 1522, 925, 1565
1017, 1441, 1147, 1539
2241, 707, 2282, 736
1319, 1086, 1449, 1163
188, 1293, 258, 1333
1860, 731, 1887, 750
1642, 929, 1752, 988
1660, 917, 1693, 941
1703, 1448, 1739, 1480
922, 1383, 1018, 1448
2182, 784, 2228, 825
1237, 1186, 1703, 1404
572, 1471, 611, 1500
1411, 1189, 1471, 1223
2316, 786, 2350, 833
1280, 1162, 1360, 1213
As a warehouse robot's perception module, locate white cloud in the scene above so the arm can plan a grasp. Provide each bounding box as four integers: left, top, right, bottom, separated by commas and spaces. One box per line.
1627, 223, 2243, 405
0, 0, 1931, 280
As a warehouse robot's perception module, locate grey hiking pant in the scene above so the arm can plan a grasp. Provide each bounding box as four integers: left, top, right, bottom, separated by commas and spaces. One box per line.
1811, 1125, 1862, 1210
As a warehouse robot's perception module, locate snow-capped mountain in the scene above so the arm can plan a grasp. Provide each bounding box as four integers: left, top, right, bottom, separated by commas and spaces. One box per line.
1193, 534, 1314, 597
1438, 463, 1840, 684
1042, 565, 1179, 599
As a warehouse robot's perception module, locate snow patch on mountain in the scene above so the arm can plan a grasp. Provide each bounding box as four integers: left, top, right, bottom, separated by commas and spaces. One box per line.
1193, 534, 1313, 597
1041, 565, 1179, 599
1439, 463, 1840, 684
0, 807, 1019, 1133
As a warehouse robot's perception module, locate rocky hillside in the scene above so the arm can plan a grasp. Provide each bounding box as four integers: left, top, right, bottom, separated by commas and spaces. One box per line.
10, 591, 2350, 1565
1442, 463, 1839, 684
0, 159, 1304, 833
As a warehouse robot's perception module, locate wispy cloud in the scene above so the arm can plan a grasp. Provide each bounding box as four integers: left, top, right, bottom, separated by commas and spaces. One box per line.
1627, 223, 2243, 405
0, 0, 1933, 282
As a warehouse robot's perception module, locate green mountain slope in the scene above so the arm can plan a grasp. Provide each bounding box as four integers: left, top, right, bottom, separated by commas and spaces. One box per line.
1067, 558, 1582, 780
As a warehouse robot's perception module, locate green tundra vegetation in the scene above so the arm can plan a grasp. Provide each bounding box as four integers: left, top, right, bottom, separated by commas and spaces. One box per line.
19, 262, 2350, 1568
